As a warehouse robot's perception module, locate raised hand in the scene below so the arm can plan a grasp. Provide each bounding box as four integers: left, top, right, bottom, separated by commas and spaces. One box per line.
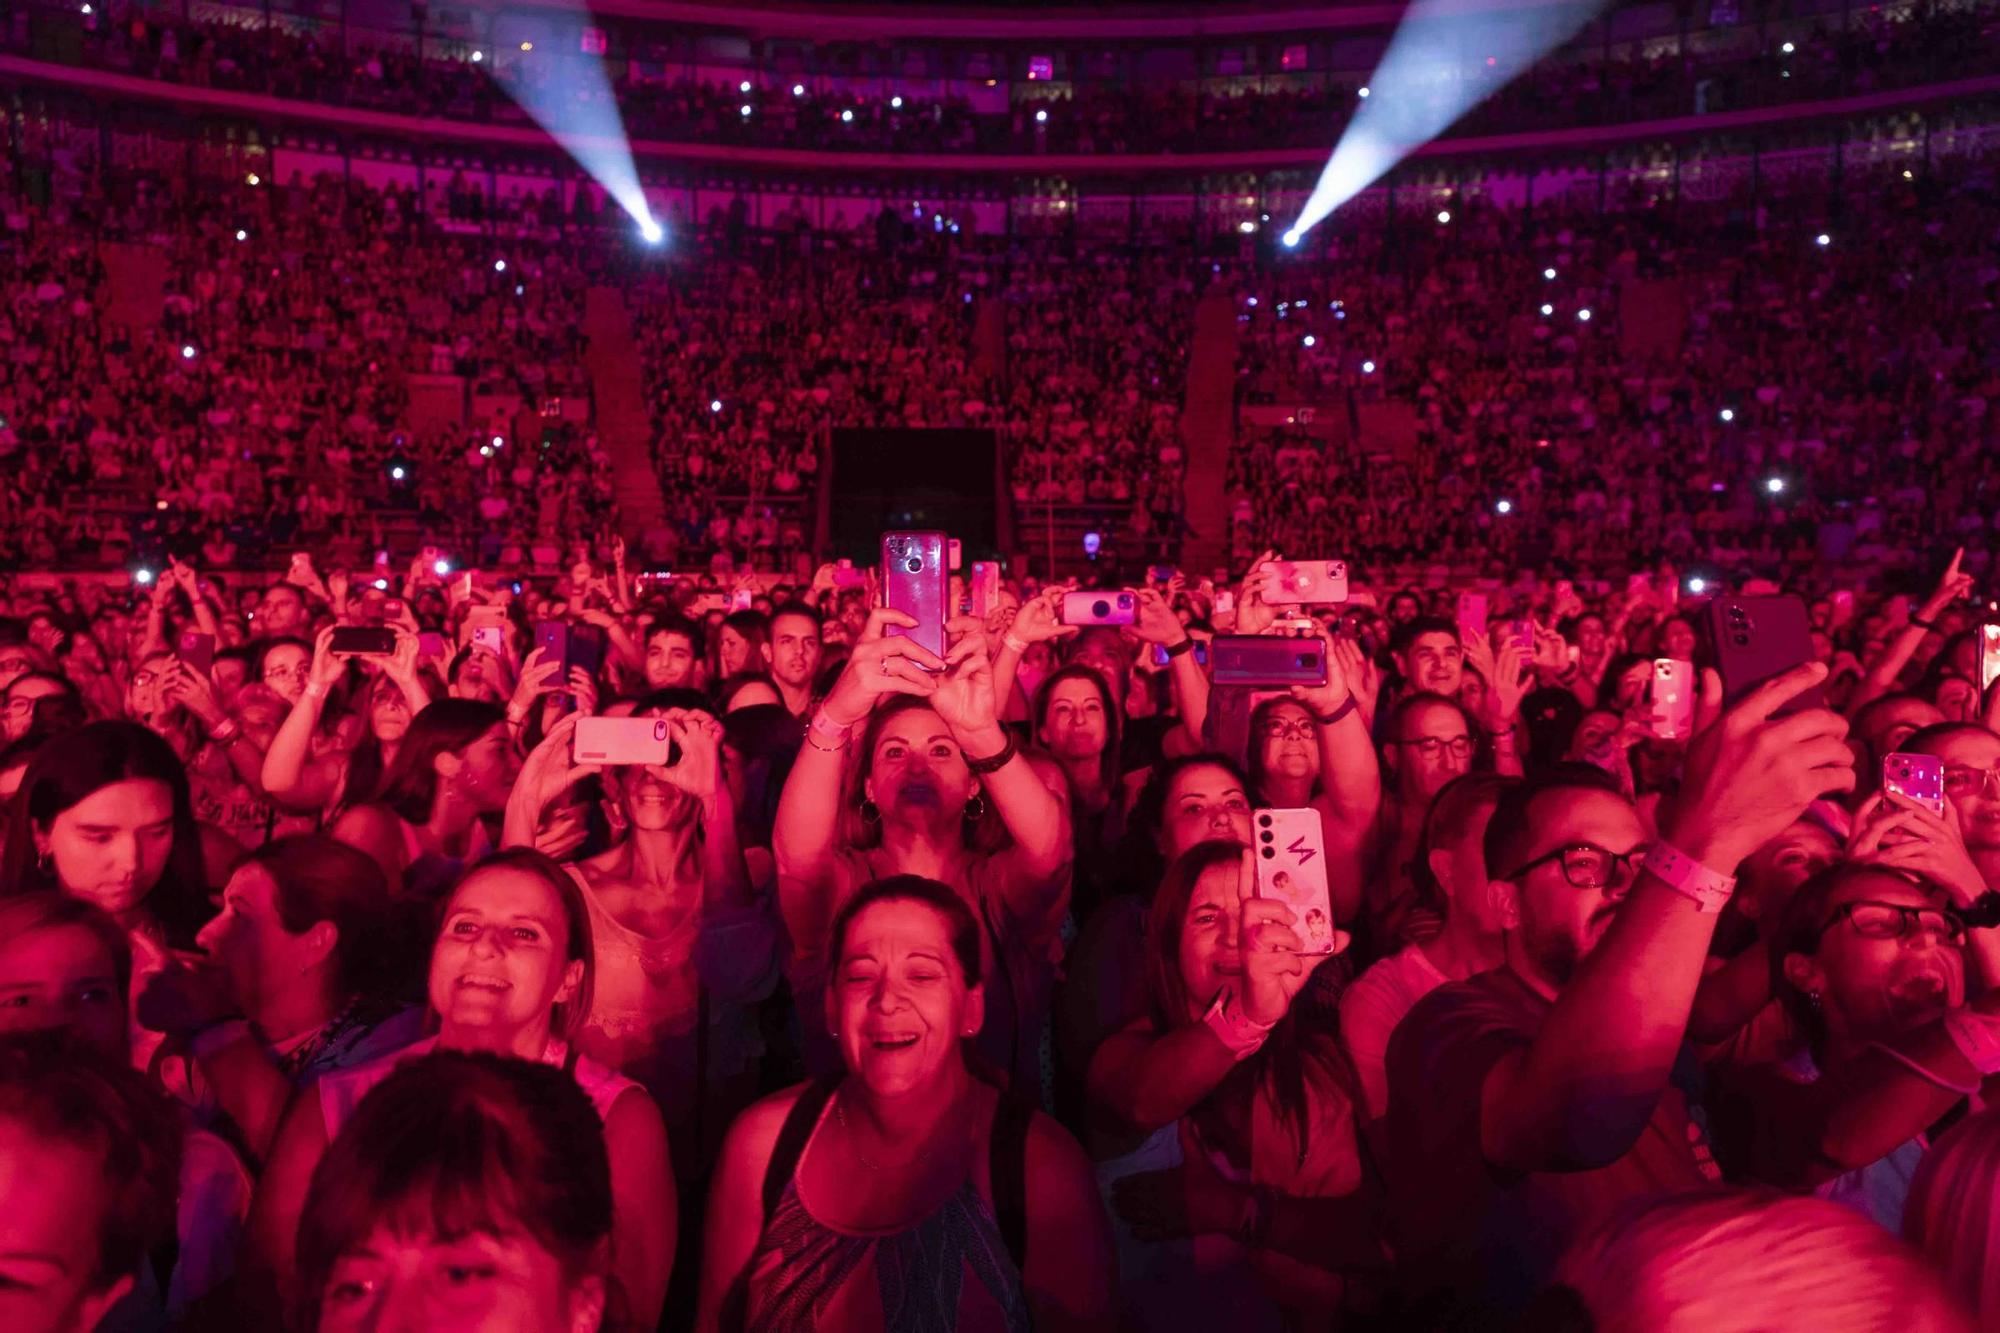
1007, 589, 1076, 647
1918, 547, 1973, 625
1330, 636, 1381, 723
1234, 550, 1279, 638
1289, 628, 1351, 715
1664, 662, 1854, 870
160, 659, 224, 727
1850, 791, 1989, 906
931, 633, 1002, 741
646, 709, 724, 801
306, 625, 347, 692
507, 647, 565, 719
502, 712, 602, 849
819, 608, 944, 728
1131, 586, 1188, 647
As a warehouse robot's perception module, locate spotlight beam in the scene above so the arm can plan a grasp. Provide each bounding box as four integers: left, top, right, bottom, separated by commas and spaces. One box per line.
490, 7, 660, 242
1288, 0, 1608, 240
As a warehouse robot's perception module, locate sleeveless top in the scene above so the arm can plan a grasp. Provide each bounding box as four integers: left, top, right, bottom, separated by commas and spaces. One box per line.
745, 1092, 1032, 1333
317, 1035, 638, 1140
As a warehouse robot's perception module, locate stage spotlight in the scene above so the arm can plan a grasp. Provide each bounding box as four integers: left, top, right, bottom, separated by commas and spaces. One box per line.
1282, 230, 1301, 248
494, 259, 507, 273
1357, 86, 1370, 98
520, 41, 532, 51
641, 219, 665, 244
181, 344, 196, 360
1035, 109, 1049, 123
1495, 499, 1514, 515
1540, 303, 1553, 316
1286, 0, 1611, 242
891, 96, 904, 108
739, 80, 752, 93
1719, 408, 1735, 422
1815, 233, 1831, 247
1361, 359, 1377, 374
471, 50, 483, 62
1577, 308, 1592, 322
1437, 209, 1451, 224
1766, 477, 1786, 494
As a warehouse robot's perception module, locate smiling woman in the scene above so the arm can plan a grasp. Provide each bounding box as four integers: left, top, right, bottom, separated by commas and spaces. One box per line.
244, 851, 678, 1329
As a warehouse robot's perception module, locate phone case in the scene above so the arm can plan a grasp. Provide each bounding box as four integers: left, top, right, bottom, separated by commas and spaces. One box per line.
1265, 560, 1349, 605
881, 532, 948, 661
1509, 620, 1536, 654
1705, 594, 1824, 715
1210, 636, 1327, 687
1883, 752, 1947, 817
330, 627, 397, 656
1457, 593, 1488, 644
1981, 624, 2000, 693
1060, 590, 1136, 627
970, 562, 1001, 620
1650, 659, 1696, 740
176, 632, 214, 675
573, 716, 677, 767
472, 627, 507, 656
1254, 808, 1337, 955
533, 620, 568, 670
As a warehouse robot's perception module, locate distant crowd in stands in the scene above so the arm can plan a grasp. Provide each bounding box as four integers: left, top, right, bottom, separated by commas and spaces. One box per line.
8, 0, 1993, 154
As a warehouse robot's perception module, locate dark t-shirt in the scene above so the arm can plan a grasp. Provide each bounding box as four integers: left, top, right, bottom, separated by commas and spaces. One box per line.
1384, 967, 1719, 1323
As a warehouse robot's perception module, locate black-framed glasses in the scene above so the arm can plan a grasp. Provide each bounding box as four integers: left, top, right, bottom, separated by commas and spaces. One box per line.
1816, 900, 1965, 945
1392, 735, 1474, 761
1505, 841, 1651, 890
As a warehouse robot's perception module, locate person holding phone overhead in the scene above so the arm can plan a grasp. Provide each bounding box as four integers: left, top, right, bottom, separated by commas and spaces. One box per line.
774, 606, 1072, 1096
1089, 840, 1382, 1330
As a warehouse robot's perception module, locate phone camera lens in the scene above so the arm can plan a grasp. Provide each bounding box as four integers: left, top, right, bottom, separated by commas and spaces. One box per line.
905, 557, 922, 574
1118, 594, 1133, 608
1258, 814, 1272, 827
1261, 847, 1275, 859
1091, 600, 1109, 618
1298, 655, 1314, 667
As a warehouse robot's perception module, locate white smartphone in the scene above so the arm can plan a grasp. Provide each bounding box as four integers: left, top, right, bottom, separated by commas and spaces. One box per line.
1253, 807, 1337, 955
1649, 658, 1696, 740
572, 716, 675, 767
1261, 560, 1349, 606
1456, 592, 1488, 645
1982, 624, 2000, 694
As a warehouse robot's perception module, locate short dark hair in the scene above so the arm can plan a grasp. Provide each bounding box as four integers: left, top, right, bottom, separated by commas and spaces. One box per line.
1904, 722, 1998, 756
294, 1051, 613, 1332
767, 601, 822, 635
1391, 615, 1460, 658
1386, 690, 1473, 744
1483, 763, 1628, 883
0, 1030, 181, 1291
644, 615, 701, 651
241, 836, 406, 1001
1412, 773, 1518, 918
828, 875, 983, 988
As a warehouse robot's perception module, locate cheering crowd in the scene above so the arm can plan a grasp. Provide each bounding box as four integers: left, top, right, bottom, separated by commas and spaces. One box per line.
3, 518, 2000, 1330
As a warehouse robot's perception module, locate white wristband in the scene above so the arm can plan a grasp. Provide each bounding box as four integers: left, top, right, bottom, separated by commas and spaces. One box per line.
1641, 843, 1736, 913
1202, 988, 1277, 1062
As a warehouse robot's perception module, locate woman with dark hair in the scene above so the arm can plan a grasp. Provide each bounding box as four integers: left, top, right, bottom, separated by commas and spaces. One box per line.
716, 671, 783, 714
712, 610, 769, 685
774, 609, 1070, 1093
0, 719, 213, 1068
138, 834, 426, 1159
1090, 840, 1382, 1328
261, 624, 432, 823
1033, 663, 1125, 924
294, 1051, 617, 1333
250, 849, 676, 1327
700, 875, 1113, 1333
330, 698, 513, 897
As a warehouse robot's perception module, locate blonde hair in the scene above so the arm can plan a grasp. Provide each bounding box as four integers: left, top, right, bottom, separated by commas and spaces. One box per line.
1557, 1187, 1969, 1333
1907, 1107, 2000, 1327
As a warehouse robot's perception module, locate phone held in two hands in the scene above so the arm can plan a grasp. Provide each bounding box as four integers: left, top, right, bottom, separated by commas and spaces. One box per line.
572, 716, 680, 768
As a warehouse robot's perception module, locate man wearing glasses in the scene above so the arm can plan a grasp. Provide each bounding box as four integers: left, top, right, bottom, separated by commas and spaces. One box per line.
1384, 663, 1856, 1323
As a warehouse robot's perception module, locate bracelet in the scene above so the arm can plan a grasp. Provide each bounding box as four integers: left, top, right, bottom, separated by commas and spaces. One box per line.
963, 733, 1018, 776
207, 718, 241, 745
807, 711, 852, 752
1163, 635, 1195, 660
1641, 843, 1737, 913
1910, 615, 1936, 630
1001, 631, 1031, 656
1312, 696, 1357, 728
1945, 1008, 2000, 1076
1203, 987, 1277, 1062
302, 680, 331, 702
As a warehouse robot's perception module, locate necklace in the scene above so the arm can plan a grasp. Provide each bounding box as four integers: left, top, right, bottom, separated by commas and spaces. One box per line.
834, 1090, 953, 1173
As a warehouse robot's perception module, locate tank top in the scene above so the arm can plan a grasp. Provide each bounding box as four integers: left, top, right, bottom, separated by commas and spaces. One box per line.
745, 1092, 1032, 1333
316, 1035, 638, 1140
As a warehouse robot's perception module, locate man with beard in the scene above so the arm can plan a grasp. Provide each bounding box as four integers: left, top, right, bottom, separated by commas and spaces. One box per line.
1385, 663, 1854, 1323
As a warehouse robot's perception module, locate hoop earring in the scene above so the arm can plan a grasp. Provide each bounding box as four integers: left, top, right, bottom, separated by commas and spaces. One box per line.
964, 793, 988, 823
860, 798, 882, 826
36, 849, 52, 876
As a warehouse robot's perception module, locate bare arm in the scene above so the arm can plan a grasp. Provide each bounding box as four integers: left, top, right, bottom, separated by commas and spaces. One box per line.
1020, 1115, 1116, 1333
1850, 550, 1969, 712
1087, 1021, 1242, 1137
604, 1088, 677, 1330
696, 1089, 798, 1333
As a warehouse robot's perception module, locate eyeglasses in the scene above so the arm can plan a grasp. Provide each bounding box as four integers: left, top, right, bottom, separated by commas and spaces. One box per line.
1259, 720, 1316, 741
131, 670, 159, 687
1392, 735, 1473, 760
1505, 841, 1651, 890
1816, 900, 1965, 945
1944, 765, 2000, 799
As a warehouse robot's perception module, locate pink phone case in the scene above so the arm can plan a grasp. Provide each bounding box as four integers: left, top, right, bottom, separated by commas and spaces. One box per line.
1883, 752, 1946, 817
881, 532, 948, 661
1264, 560, 1349, 605
1254, 808, 1337, 955
1650, 659, 1695, 740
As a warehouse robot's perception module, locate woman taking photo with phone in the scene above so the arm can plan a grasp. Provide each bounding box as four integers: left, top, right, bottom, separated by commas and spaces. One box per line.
1088, 839, 1383, 1329
261, 624, 433, 823
249, 849, 676, 1328
773, 609, 1071, 1094
699, 875, 1113, 1333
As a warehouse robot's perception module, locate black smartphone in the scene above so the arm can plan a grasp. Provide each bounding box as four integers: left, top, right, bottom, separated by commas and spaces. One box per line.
330, 626, 397, 656
1210, 635, 1327, 688
176, 630, 215, 675
1705, 593, 1823, 715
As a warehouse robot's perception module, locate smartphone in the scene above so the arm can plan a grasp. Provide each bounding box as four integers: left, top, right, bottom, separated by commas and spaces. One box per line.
1981, 624, 2000, 693
1211, 635, 1327, 687
690, 593, 726, 616
1508, 619, 1536, 655
471, 626, 507, 657
573, 716, 679, 767
1649, 658, 1696, 740
1883, 752, 1947, 817
1253, 808, 1338, 956
1457, 592, 1488, 645
452, 571, 476, 603
1272, 616, 1319, 638
947, 537, 963, 572
881, 531, 948, 661
566, 624, 606, 681
533, 620, 569, 671
832, 558, 866, 591
728, 588, 755, 613
1705, 594, 1824, 715
418, 631, 446, 661
175, 630, 214, 675
1263, 560, 1349, 605
1213, 589, 1236, 617
330, 626, 397, 656
1148, 564, 1177, 585
1060, 590, 1136, 627
969, 561, 1001, 620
